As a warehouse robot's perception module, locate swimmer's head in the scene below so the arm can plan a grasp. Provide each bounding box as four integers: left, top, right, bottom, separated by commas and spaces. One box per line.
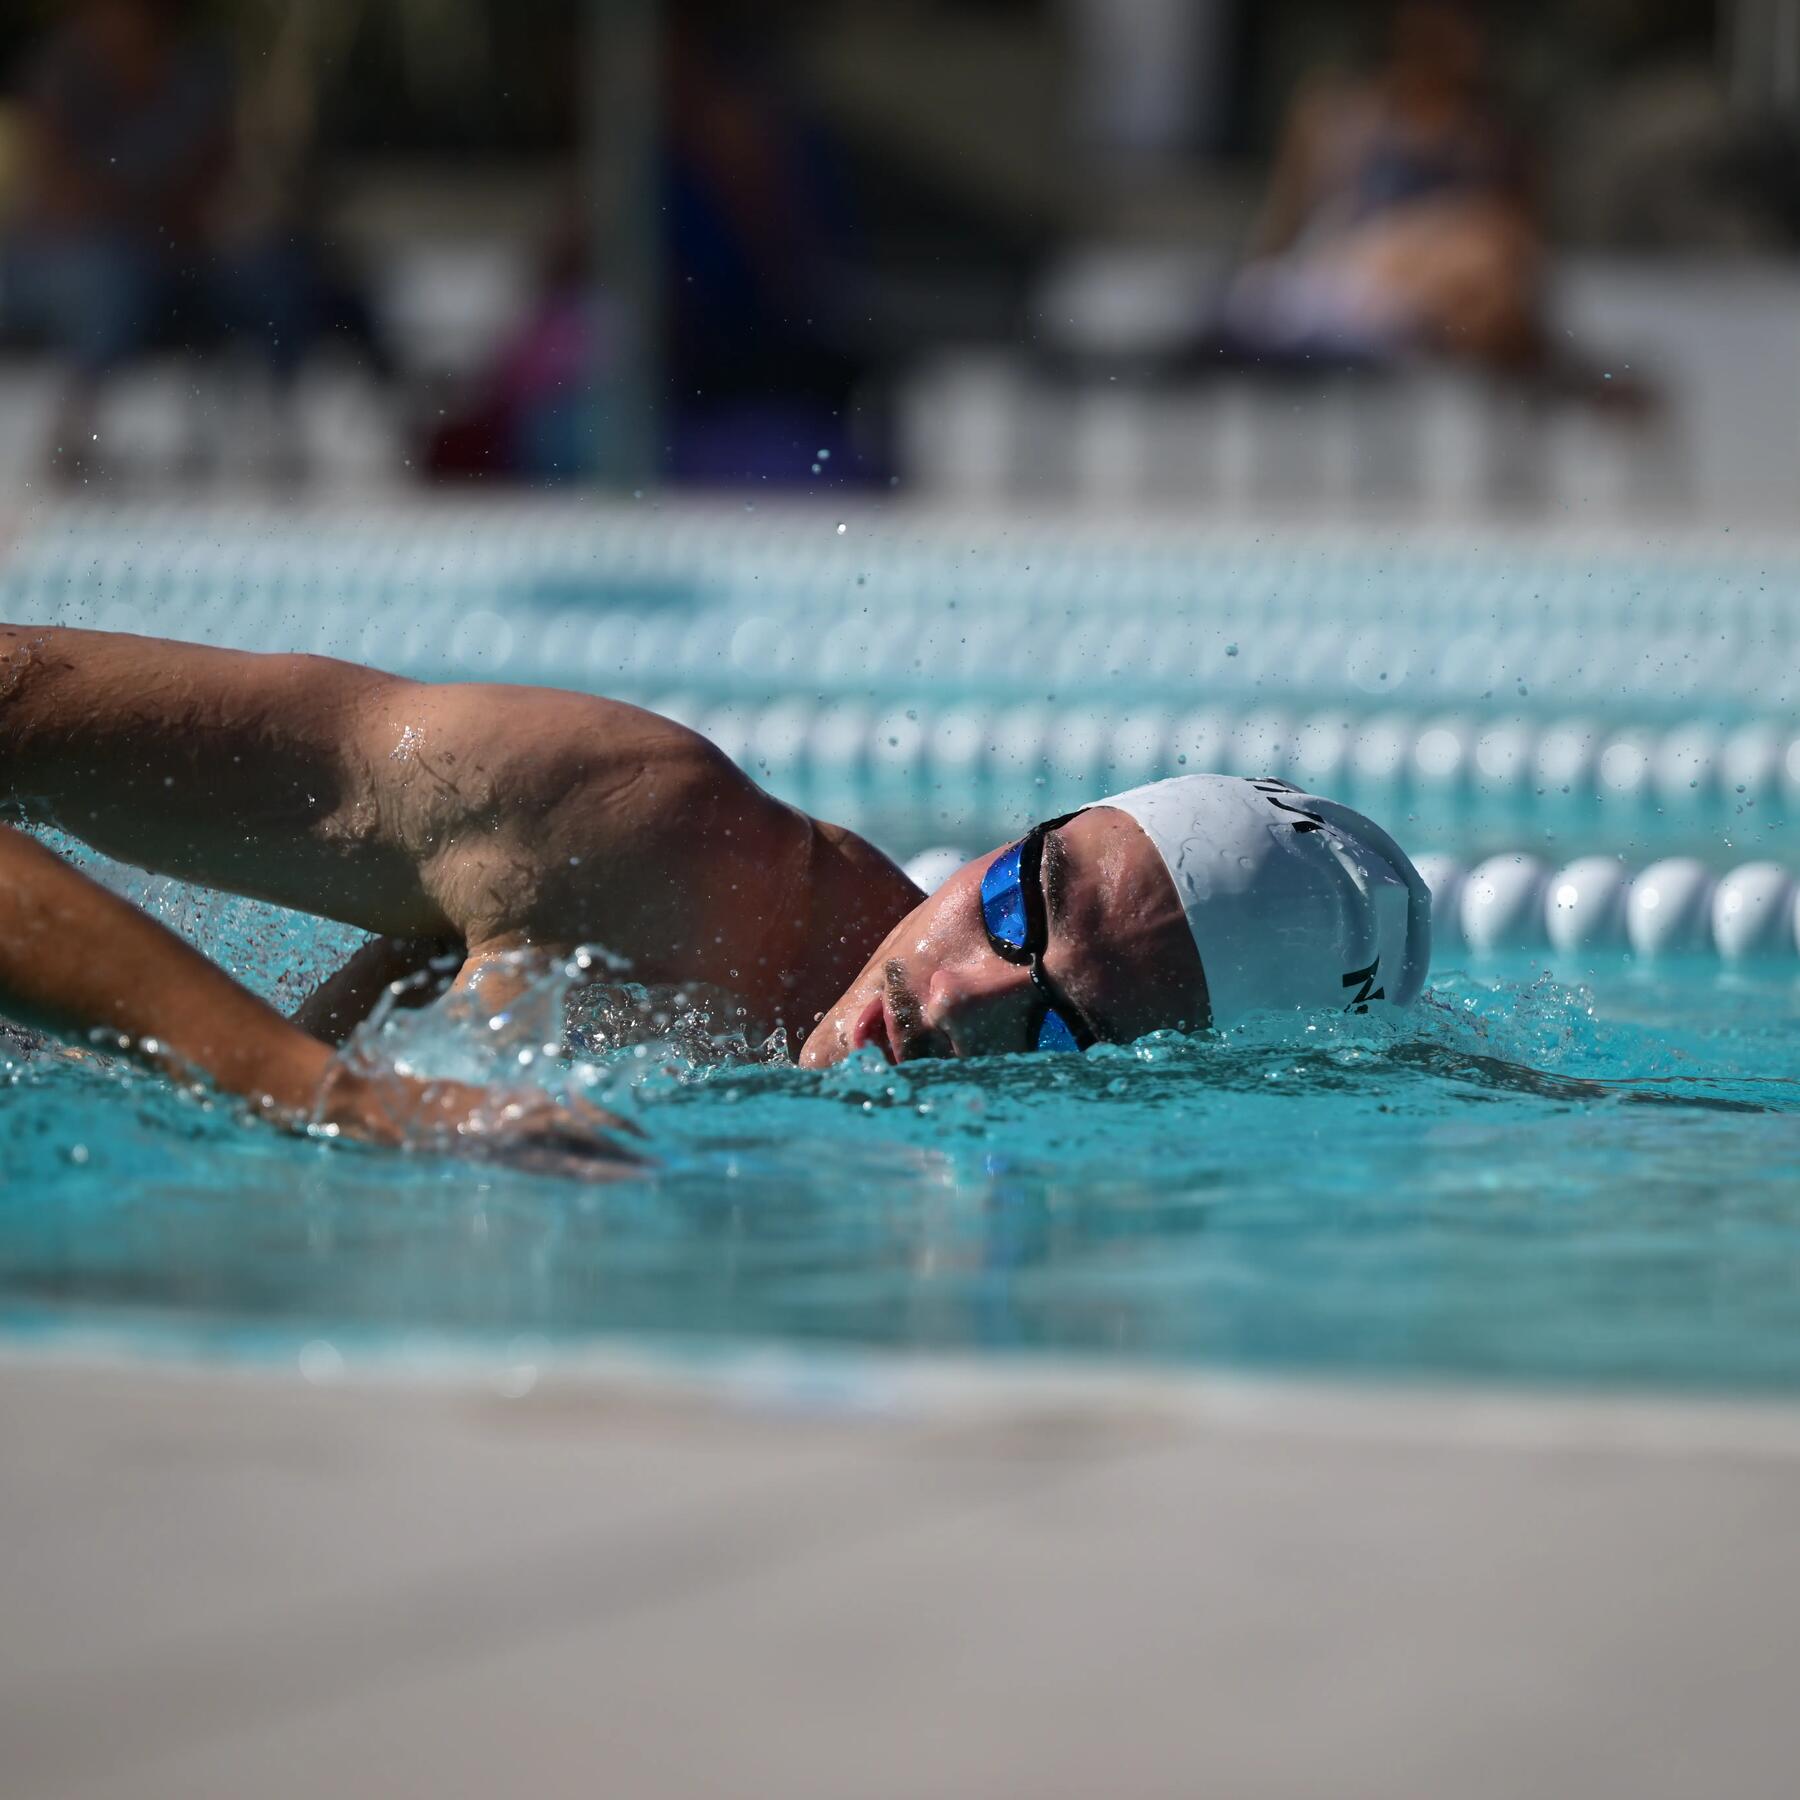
798, 774, 1431, 1068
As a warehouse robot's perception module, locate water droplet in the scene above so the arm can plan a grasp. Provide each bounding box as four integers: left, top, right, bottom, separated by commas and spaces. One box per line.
835, 522, 847, 535
1225, 643, 1239, 657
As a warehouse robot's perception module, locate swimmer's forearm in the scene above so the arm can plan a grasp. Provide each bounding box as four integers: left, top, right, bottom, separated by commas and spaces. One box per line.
0, 824, 334, 1114
291, 934, 458, 1046
0, 829, 641, 1172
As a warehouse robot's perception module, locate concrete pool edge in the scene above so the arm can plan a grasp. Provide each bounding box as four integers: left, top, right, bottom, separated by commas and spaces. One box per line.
12, 1342, 1800, 1800
12, 1329, 1800, 1463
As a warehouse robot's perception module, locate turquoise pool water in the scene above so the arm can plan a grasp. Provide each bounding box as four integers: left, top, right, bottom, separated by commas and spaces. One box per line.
3, 886, 1798, 1391
3, 507, 1798, 1390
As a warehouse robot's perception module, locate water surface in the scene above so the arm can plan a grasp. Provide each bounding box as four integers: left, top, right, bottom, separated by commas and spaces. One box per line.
5, 875, 1796, 1392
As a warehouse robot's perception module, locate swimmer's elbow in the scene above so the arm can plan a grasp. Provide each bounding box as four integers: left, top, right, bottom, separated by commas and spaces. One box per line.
0, 628, 50, 782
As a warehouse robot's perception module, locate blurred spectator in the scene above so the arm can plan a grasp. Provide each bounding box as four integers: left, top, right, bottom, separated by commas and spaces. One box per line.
663, 0, 884, 484
1222, 0, 1543, 371
1, 0, 358, 482
425, 197, 623, 485
428, 0, 885, 489
1066, 0, 1240, 163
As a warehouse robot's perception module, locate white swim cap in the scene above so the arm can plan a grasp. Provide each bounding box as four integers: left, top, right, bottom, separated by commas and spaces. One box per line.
1094, 774, 1431, 1027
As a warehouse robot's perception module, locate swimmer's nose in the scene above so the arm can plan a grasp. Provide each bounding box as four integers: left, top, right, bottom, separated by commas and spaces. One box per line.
926, 958, 1039, 1058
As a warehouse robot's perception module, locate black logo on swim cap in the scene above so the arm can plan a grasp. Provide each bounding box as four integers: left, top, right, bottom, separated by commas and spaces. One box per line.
1342, 959, 1385, 1013
1251, 777, 1325, 834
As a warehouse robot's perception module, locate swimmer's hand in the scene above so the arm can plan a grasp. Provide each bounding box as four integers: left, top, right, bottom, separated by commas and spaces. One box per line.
313, 1063, 644, 1178
0, 826, 642, 1178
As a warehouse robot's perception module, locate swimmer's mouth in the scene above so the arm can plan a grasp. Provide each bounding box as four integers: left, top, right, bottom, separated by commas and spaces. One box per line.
850, 981, 944, 1064
849, 993, 900, 1064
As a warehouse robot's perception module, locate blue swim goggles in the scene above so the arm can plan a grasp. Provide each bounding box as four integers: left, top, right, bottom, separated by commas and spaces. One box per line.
978, 811, 1096, 1054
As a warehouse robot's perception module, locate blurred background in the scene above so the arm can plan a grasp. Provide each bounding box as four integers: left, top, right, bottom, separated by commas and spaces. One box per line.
2, 0, 1798, 515
7, 23, 1800, 1793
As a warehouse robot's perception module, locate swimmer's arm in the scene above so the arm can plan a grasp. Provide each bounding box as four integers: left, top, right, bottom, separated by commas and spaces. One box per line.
0, 625, 448, 934
1246, 75, 1340, 258
0, 626, 758, 952
291, 935, 460, 1047
0, 823, 336, 1113
0, 828, 636, 1169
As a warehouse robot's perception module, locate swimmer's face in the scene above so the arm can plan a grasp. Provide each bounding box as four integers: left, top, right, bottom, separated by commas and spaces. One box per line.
799, 807, 1208, 1068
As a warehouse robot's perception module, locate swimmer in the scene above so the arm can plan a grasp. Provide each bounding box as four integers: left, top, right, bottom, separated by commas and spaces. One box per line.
0, 626, 1431, 1069
0, 822, 639, 1174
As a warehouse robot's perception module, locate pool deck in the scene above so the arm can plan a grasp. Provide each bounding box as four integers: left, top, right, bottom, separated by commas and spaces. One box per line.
8, 1350, 1800, 1798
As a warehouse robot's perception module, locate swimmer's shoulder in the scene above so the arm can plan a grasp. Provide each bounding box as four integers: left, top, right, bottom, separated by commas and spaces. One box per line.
389, 683, 728, 811
432, 680, 802, 875
807, 816, 925, 915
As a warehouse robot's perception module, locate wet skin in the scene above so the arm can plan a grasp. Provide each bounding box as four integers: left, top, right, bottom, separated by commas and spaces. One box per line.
799, 807, 1209, 1068
0, 822, 641, 1174
0, 626, 914, 1047
1, 627, 1205, 1062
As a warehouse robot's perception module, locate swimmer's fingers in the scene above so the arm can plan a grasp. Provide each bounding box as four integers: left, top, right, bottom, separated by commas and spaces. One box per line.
460, 1089, 648, 1173
459, 1125, 646, 1182
314, 1067, 646, 1175
508, 1090, 647, 1141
